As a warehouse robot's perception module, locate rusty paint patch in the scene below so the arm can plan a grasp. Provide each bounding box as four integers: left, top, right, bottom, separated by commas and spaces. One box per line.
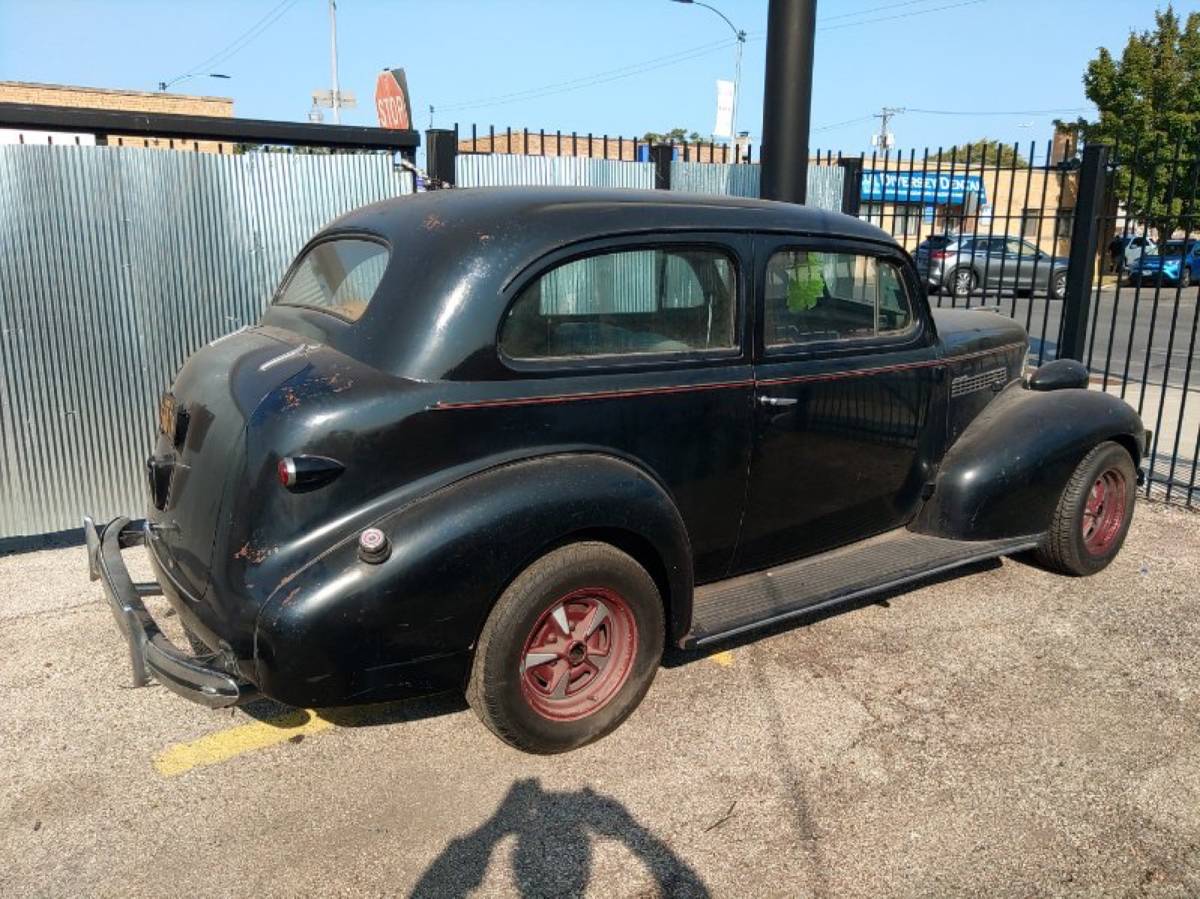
233, 542, 271, 564
280, 587, 300, 607
423, 213, 445, 231
281, 387, 301, 410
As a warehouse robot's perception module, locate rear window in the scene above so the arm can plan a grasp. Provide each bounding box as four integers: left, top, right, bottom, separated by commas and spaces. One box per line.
275, 238, 389, 322
919, 236, 953, 250
500, 246, 737, 361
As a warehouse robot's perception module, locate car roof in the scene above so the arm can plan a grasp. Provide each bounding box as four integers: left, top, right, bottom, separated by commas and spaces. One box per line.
324, 186, 893, 246
299, 187, 898, 380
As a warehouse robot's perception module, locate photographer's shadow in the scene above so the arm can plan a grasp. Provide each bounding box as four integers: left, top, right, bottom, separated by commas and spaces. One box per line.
411, 778, 710, 898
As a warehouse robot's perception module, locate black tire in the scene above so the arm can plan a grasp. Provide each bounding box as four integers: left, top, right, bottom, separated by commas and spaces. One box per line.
1051, 270, 1067, 300
1035, 441, 1136, 576
467, 542, 665, 754
950, 268, 976, 299
1181, 267, 1192, 289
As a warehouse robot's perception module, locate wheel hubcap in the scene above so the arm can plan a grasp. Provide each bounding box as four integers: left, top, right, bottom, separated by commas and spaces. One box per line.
955, 273, 971, 294
1082, 468, 1127, 555
519, 587, 637, 721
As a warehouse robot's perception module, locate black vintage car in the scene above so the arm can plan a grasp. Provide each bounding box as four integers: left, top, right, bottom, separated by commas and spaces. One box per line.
86, 188, 1147, 753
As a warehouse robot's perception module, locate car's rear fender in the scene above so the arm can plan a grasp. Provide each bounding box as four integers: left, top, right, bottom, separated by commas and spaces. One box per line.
252, 452, 692, 708
913, 378, 1145, 541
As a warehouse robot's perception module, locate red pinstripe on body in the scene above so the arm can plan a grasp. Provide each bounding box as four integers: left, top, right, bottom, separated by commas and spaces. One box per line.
430, 342, 1026, 411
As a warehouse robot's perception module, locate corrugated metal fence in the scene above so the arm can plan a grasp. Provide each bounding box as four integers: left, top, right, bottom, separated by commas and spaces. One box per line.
457, 154, 654, 188
0, 145, 413, 539
456, 154, 846, 212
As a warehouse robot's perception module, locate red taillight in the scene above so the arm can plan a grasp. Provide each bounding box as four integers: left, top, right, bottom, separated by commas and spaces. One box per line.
278, 458, 295, 487
930, 250, 948, 260
277, 455, 343, 492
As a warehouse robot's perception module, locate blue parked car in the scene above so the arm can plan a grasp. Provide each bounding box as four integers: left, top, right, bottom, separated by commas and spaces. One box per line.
1127, 239, 1200, 288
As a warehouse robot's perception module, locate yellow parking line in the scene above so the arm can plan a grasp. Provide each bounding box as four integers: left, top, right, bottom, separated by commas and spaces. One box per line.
154, 708, 333, 777
709, 650, 734, 668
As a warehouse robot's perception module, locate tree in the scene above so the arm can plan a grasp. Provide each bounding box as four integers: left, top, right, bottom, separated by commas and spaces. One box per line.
1072, 6, 1200, 235
931, 139, 1028, 167
642, 127, 703, 144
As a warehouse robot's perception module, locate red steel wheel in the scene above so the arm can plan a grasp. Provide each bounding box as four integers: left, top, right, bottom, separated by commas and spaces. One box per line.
468, 542, 664, 753
1081, 468, 1127, 556
518, 587, 638, 722
1037, 440, 1137, 576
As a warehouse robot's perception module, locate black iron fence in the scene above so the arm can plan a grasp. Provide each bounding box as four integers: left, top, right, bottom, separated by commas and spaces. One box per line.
809, 138, 1197, 508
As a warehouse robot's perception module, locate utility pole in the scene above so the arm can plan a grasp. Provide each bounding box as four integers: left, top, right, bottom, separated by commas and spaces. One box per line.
760, 0, 817, 203
329, 0, 341, 124
872, 106, 905, 151
312, 1, 356, 125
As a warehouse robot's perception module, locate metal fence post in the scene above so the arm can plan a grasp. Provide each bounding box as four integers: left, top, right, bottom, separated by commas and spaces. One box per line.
1059, 144, 1110, 361
425, 128, 458, 187
838, 157, 863, 216
651, 144, 672, 190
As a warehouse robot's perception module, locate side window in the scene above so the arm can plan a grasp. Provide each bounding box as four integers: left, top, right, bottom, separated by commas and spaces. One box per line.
500, 246, 737, 361
764, 250, 915, 349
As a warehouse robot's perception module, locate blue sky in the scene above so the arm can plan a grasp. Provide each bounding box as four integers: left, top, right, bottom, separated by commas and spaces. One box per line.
0, 0, 1188, 161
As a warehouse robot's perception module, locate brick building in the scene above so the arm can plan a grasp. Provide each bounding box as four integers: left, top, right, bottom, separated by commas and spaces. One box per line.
0, 81, 235, 153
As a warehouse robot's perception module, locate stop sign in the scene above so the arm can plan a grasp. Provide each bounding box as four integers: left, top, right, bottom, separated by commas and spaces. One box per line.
375, 69, 411, 131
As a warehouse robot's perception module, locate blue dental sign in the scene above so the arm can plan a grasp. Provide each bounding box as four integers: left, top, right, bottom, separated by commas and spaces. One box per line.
861, 170, 986, 205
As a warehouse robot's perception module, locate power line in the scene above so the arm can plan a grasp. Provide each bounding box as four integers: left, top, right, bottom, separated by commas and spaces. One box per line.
813, 114, 876, 133
819, 0, 971, 23
818, 0, 986, 31
436, 0, 987, 116
436, 38, 737, 113
164, 0, 302, 86
811, 104, 1091, 136
906, 105, 1090, 116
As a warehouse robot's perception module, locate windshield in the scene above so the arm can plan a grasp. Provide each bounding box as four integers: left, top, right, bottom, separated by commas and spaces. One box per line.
274, 238, 389, 322
1162, 241, 1190, 255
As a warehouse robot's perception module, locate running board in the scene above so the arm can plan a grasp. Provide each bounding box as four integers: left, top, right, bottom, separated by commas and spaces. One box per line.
686, 529, 1041, 647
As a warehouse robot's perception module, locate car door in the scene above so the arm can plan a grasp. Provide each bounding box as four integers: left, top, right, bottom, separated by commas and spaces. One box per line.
1008, 238, 1046, 290
731, 237, 942, 574
493, 233, 755, 584
977, 237, 1010, 290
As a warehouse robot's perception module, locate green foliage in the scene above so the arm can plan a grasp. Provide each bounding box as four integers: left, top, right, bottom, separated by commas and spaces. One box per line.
786, 254, 825, 312
642, 127, 704, 144
1076, 5, 1200, 233
931, 139, 1028, 167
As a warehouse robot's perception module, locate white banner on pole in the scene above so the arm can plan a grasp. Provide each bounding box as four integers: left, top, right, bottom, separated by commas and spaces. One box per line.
714, 79, 734, 139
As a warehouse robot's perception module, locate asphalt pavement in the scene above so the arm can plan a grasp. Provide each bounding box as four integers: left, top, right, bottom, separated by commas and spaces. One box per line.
2, 503, 1199, 897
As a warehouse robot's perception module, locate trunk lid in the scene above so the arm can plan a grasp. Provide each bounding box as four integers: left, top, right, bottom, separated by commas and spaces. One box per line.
145, 326, 313, 603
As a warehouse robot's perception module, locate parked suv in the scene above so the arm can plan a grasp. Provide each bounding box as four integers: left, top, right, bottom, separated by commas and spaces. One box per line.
1111, 234, 1156, 273
915, 234, 1069, 300
1126, 239, 1200, 288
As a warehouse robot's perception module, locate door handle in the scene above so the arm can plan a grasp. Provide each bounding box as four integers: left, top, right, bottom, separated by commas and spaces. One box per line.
757, 395, 798, 407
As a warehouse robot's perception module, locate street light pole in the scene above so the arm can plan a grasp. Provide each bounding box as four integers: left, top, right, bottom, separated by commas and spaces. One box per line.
669, 0, 746, 143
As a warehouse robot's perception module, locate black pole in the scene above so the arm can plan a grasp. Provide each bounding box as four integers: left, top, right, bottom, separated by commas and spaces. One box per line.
837, 156, 863, 216
1059, 144, 1110, 361
760, 0, 817, 203
425, 128, 458, 187
651, 143, 673, 190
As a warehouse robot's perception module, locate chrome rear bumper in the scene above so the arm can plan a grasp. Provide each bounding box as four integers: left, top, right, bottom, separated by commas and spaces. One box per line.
84, 516, 254, 708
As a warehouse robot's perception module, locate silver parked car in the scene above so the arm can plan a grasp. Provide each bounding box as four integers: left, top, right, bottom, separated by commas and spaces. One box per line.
915, 234, 1070, 300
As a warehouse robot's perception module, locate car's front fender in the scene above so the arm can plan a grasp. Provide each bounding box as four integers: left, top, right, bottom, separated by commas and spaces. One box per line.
252, 452, 692, 707
914, 380, 1145, 541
